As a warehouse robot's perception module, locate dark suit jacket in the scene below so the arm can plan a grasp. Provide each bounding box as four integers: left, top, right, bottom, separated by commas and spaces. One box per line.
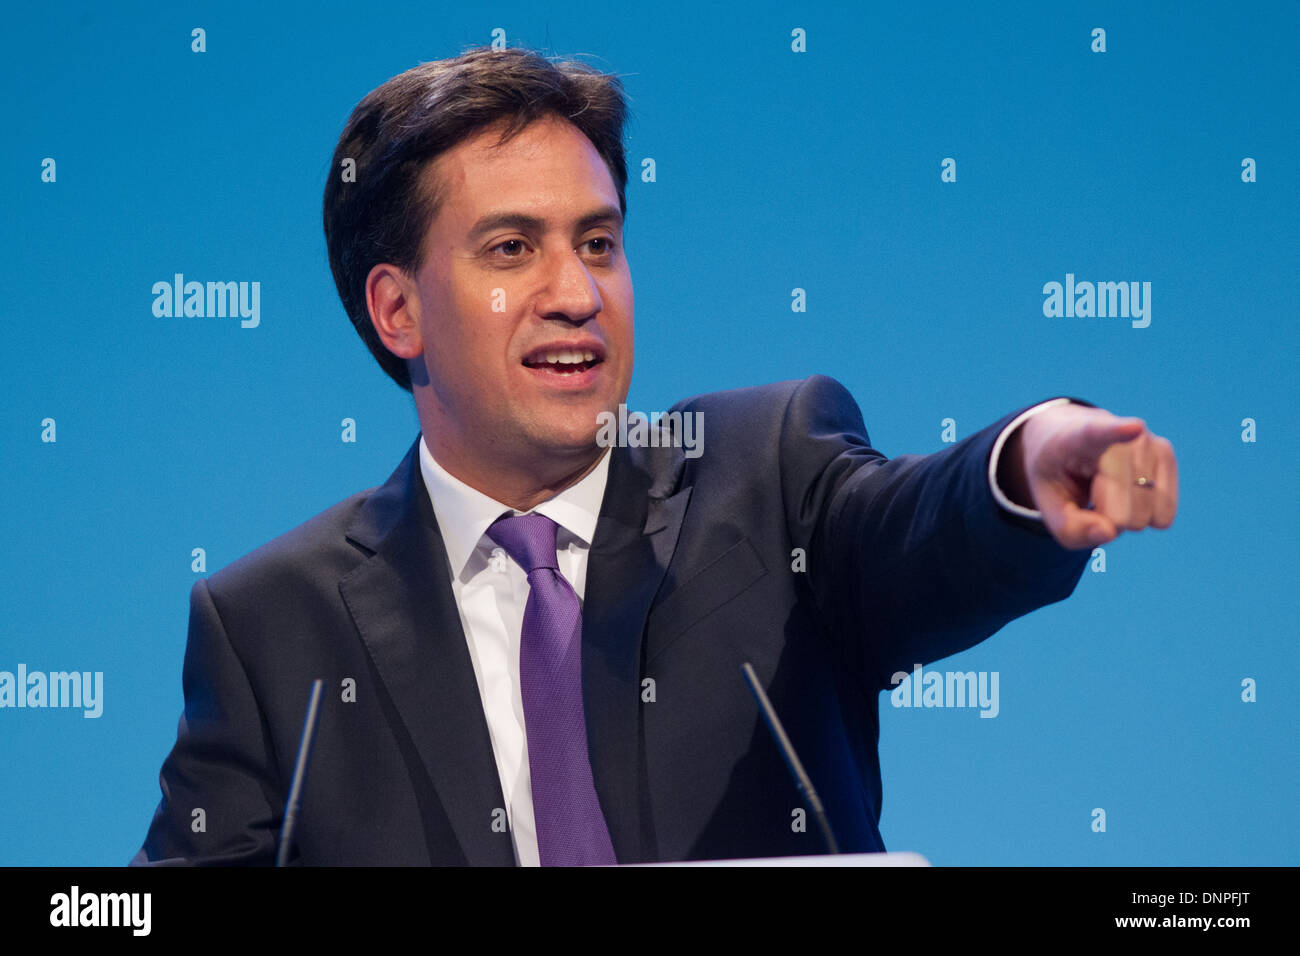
132, 375, 1091, 865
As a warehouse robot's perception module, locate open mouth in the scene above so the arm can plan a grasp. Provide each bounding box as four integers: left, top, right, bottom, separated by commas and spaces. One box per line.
521, 347, 603, 375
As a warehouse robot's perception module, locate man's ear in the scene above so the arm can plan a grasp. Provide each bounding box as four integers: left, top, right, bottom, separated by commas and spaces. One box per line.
366, 262, 424, 361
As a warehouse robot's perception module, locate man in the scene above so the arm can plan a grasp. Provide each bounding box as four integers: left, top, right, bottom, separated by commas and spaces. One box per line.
132, 46, 1177, 866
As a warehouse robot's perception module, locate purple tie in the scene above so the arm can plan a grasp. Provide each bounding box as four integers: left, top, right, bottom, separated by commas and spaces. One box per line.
486, 511, 617, 866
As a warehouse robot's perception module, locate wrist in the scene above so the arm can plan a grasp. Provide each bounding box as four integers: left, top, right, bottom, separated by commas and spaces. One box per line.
997, 422, 1036, 510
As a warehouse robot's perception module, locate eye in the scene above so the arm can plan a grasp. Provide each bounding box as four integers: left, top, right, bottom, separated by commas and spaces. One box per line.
490, 238, 529, 259
584, 237, 616, 256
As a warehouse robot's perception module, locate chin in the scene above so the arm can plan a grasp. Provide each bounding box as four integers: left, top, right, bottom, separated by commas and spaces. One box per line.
556, 430, 610, 463
542, 429, 602, 457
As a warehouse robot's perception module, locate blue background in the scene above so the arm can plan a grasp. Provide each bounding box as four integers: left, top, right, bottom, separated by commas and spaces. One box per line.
2, 0, 1296, 865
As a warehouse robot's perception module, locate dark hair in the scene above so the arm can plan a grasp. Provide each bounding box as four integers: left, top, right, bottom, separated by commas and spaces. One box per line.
323, 46, 630, 391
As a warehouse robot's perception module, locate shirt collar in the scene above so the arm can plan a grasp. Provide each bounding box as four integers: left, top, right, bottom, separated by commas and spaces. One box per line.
417, 436, 612, 580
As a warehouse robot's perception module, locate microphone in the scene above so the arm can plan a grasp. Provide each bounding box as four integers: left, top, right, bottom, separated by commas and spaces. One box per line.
740, 662, 839, 854
275, 678, 325, 867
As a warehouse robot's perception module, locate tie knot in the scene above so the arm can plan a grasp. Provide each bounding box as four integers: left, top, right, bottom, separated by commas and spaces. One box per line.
486, 511, 560, 574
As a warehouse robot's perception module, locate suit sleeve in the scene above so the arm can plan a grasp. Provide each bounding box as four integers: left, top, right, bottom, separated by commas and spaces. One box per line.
779, 375, 1093, 691
129, 579, 283, 866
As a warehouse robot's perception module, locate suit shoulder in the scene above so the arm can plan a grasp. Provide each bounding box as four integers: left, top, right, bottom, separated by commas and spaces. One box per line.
204, 486, 376, 600
671, 374, 852, 410
669, 374, 862, 434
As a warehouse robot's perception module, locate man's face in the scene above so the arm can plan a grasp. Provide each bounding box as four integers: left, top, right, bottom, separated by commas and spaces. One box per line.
407, 114, 633, 475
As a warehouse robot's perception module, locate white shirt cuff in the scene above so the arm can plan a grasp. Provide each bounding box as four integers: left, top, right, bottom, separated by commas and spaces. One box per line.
987, 398, 1074, 521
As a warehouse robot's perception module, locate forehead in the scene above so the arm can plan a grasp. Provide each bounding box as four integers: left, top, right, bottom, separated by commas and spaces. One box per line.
424, 115, 617, 225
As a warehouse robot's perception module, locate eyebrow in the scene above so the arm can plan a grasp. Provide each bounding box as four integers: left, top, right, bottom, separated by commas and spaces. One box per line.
466, 206, 624, 243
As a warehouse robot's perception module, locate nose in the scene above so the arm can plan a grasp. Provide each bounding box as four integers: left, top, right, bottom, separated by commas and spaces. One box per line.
536, 244, 603, 323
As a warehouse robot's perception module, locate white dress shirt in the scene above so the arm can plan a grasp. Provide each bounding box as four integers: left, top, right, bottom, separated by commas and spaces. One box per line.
415, 397, 1067, 865
418, 440, 611, 867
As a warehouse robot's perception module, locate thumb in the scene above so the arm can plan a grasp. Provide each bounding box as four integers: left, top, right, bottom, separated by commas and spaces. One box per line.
1038, 486, 1120, 549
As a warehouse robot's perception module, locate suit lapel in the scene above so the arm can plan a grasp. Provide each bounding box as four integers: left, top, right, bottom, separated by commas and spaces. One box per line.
338, 438, 514, 866
583, 442, 691, 863
336, 436, 692, 866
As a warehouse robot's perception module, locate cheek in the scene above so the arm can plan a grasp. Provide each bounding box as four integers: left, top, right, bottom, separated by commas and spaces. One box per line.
441, 279, 510, 359
612, 313, 635, 367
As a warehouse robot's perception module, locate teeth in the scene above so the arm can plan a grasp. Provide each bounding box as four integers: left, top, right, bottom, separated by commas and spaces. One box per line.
529, 348, 596, 366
